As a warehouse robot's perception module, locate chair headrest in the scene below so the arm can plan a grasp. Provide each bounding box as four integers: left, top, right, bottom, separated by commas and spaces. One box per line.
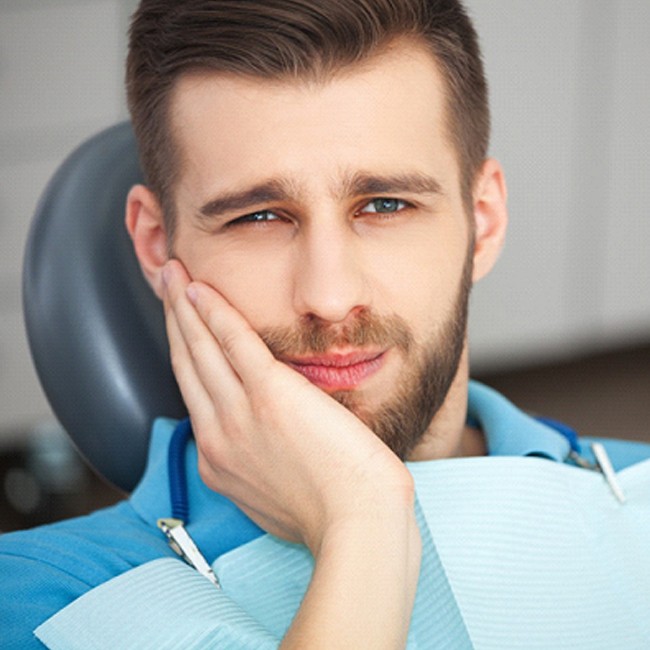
23, 122, 186, 492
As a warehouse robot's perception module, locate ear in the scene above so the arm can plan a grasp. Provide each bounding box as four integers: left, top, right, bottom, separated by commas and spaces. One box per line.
470, 158, 508, 283
125, 184, 169, 299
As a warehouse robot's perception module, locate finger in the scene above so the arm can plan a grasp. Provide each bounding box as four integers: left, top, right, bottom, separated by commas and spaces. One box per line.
185, 280, 283, 387
163, 260, 243, 408
163, 297, 214, 423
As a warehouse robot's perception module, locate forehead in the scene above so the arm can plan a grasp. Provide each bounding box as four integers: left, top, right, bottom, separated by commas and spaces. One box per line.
168, 40, 458, 199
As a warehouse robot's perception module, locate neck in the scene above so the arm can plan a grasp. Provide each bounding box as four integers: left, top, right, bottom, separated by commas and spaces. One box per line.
407, 345, 486, 461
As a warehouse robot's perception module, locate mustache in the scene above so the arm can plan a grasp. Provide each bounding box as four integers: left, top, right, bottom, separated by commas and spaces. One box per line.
259, 309, 414, 357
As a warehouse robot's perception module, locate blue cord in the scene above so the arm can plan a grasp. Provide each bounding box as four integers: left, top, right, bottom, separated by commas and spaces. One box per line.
168, 417, 193, 524
535, 416, 581, 454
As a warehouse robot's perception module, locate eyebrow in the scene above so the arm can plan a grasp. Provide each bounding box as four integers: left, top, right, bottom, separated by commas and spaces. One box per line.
338, 171, 444, 200
197, 171, 444, 220
198, 179, 297, 220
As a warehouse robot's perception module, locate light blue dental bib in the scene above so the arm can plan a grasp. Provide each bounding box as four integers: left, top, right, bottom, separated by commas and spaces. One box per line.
36, 454, 650, 649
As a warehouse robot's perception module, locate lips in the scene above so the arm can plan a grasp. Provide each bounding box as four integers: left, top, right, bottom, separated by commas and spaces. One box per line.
283, 350, 386, 391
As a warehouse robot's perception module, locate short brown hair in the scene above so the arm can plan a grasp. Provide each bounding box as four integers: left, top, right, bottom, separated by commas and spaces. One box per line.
126, 0, 489, 234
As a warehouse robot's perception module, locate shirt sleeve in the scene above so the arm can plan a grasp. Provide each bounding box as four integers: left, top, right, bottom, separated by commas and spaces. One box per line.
0, 549, 92, 649
0, 502, 171, 648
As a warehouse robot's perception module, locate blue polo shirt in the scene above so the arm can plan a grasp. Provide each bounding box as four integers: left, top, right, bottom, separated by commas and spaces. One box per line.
1, 381, 648, 649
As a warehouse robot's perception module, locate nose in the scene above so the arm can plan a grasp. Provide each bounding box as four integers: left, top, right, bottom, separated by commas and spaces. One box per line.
292, 221, 369, 324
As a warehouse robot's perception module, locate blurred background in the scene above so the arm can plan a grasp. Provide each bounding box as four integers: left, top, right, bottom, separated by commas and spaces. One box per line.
1, 0, 648, 531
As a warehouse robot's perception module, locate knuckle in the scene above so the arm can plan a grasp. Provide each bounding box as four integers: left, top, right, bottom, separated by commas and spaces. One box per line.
196, 453, 216, 488
196, 439, 224, 485
216, 329, 240, 360
186, 336, 210, 363
196, 298, 216, 328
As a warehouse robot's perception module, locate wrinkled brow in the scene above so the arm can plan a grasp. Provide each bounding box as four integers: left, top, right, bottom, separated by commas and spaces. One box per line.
198, 179, 299, 219
197, 171, 443, 219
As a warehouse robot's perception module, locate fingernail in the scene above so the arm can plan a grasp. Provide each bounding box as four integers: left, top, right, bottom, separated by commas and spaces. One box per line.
186, 284, 199, 305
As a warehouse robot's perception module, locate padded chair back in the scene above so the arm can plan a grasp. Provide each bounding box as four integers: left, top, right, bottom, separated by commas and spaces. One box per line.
23, 122, 186, 492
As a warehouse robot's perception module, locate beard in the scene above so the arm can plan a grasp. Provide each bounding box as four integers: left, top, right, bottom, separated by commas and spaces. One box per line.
260, 250, 473, 459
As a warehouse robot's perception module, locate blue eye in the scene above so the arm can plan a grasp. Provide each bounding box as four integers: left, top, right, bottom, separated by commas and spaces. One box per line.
228, 210, 281, 226
362, 198, 407, 214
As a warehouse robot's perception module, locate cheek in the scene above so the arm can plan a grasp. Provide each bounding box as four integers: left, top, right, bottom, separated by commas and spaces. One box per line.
184, 243, 293, 330
369, 228, 468, 331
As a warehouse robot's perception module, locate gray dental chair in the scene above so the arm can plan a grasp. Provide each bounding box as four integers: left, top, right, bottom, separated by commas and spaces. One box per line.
23, 123, 186, 493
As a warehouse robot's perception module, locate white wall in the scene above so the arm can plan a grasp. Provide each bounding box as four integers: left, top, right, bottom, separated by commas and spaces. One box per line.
0, 0, 648, 438
467, 0, 650, 369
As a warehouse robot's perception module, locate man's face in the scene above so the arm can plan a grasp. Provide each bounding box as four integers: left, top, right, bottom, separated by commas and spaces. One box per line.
167, 42, 476, 459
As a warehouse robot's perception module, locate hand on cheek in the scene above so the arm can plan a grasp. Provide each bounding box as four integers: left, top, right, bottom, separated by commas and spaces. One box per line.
161, 259, 414, 554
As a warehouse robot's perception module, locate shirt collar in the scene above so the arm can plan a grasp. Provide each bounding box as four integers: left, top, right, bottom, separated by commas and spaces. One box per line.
467, 380, 571, 461
129, 381, 571, 553
130, 418, 263, 559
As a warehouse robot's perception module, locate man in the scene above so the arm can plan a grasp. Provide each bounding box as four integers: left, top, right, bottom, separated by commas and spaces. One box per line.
2, 1, 650, 648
